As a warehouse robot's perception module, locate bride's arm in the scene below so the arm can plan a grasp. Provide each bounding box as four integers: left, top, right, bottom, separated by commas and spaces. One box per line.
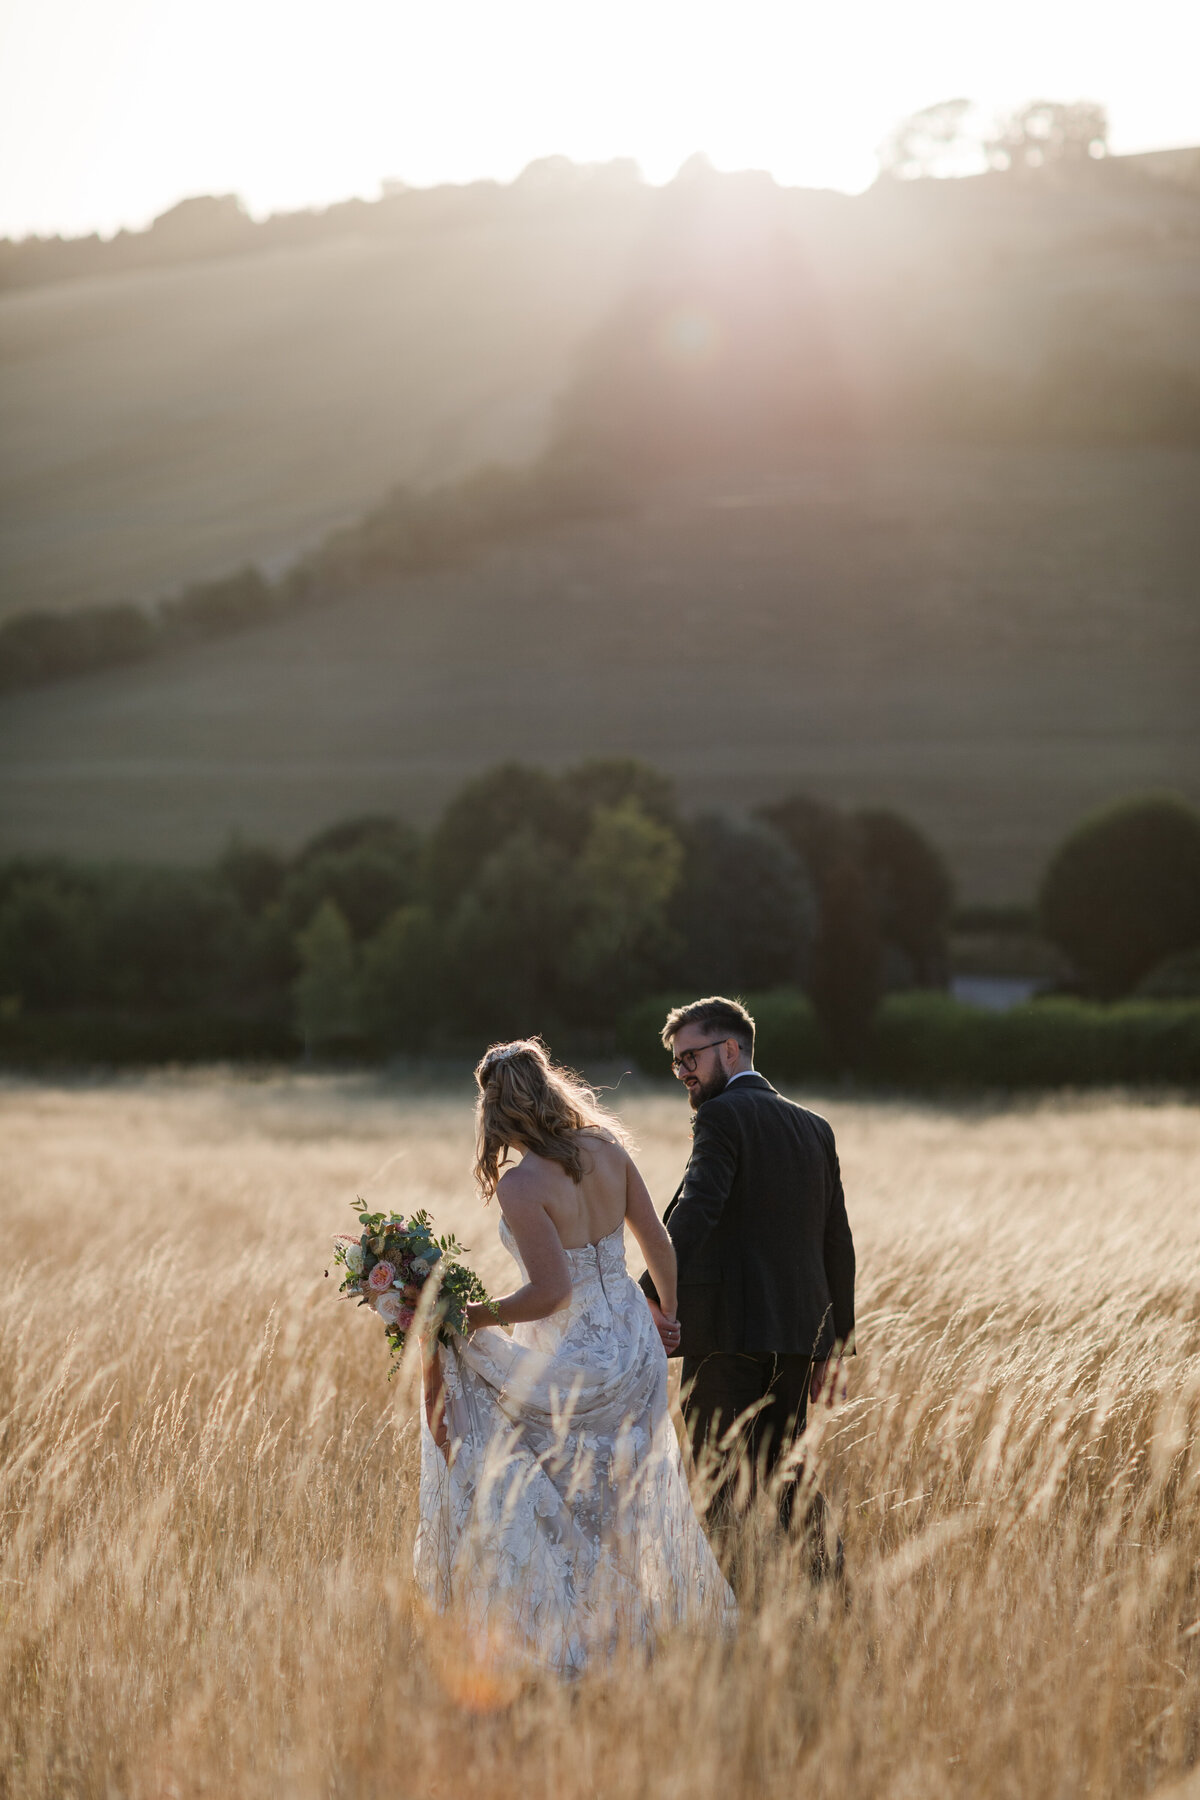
462, 1169, 573, 1330
623, 1155, 678, 1322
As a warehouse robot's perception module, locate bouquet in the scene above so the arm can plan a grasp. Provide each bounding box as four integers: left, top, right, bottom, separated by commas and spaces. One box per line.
331, 1204, 492, 1372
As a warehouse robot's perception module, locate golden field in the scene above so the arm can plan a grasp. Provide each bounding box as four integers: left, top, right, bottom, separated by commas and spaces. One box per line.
2, 1070, 1199, 1799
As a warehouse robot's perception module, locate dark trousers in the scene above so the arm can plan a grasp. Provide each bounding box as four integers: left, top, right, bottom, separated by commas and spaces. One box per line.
681, 1351, 841, 1578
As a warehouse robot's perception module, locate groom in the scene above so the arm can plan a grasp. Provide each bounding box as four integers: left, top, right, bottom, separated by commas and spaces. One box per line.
640, 996, 856, 1556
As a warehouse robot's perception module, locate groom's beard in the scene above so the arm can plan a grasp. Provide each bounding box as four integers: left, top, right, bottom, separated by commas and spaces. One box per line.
688, 1066, 729, 1110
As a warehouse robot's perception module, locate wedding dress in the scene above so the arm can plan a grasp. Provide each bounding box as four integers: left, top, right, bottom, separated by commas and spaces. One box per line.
415, 1217, 735, 1675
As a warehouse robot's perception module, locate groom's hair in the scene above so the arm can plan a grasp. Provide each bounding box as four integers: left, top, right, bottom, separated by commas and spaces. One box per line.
660, 996, 755, 1056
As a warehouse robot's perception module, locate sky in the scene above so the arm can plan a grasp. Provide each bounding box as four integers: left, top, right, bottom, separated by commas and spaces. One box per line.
1, 0, 1198, 240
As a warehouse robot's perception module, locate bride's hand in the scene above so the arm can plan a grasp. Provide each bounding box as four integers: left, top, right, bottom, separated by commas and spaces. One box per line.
463, 1301, 502, 1333
646, 1298, 681, 1354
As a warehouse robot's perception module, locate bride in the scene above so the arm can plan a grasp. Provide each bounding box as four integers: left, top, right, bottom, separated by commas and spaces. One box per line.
414, 1039, 735, 1675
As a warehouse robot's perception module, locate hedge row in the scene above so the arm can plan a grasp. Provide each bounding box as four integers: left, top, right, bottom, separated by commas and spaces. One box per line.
4, 991, 1199, 1085
615, 991, 1200, 1088
0, 1010, 294, 1068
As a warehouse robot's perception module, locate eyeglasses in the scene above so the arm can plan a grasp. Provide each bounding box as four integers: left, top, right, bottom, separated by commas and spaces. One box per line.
669, 1039, 730, 1074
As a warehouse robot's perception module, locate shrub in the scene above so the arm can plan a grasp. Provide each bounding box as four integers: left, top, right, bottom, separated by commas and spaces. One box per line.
1134, 947, 1200, 1000
161, 566, 276, 639
0, 604, 154, 691
869, 991, 1200, 1087
1038, 795, 1200, 997
616, 988, 1200, 1089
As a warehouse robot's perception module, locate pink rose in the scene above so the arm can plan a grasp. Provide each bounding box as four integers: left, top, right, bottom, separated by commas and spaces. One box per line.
367, 1261, 396, 1292
375, 1290, 405, 1325
398, 1306, 416, 1333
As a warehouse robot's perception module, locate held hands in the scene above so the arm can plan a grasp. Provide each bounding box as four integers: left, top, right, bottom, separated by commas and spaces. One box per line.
810, 1356, 847, 1409
646, 1297, 681, 1355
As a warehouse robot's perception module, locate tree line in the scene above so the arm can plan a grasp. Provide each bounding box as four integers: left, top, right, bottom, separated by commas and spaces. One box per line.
1, 763, 1196, 1072
0, 758, 948, 1064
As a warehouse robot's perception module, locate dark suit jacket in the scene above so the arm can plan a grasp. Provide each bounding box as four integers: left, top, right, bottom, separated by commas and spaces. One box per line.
640, 1073, 856, 1360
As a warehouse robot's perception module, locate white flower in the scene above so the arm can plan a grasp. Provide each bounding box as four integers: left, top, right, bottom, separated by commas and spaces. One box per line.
411, 1257, 430, 1278
375, 1290, 405, 1325
344, 1244, 364, 1275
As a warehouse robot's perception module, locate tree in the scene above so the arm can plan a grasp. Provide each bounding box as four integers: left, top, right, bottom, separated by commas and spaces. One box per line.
292, 900, 360, 1053
0, 876, 93, 1008
855, 808, 953, 987
986, 101, 1108, 171
567, 799, 683, 1016
91, 868, 252, 1010
444, 830, 577, 1036
426, 764, 582, 909
1038, 795, 1200, 998
877, 99, 972, 181
279, 842, 421, 940
560, 757, 680, 834
359, 904, 446, 1046
759, 794, 883, 1069
216, 838, 287, 914
677, 814, 815, 995
807, 850, 882, 1072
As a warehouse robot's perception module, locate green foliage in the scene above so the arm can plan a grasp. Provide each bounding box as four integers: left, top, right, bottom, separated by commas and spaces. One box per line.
1134, 947, 1200, 1001
762, 795, 882, 1069
292, 900, 360, 1052
856, 808, 953, 987
566, 798, 683, 1014
280, 841, 420, 940
1038, 795, 1200, 998
0, 875, 94, 1007
560, 758, 679, 833
89, 868, 255, 1011
870, 992, 1200, 1088
617, 989, 826, 1082
426, 762, 581, 910
444, 829, 577, 1036
616, 988, 1200, 1089
215, 839, 287, 914
6, 767, 1197, 1087
0, 604, 154, 691
358, 905, 446, 1045
161, 565, 276, 639
676, 814, 815, 995
334, 1203, 492, 1366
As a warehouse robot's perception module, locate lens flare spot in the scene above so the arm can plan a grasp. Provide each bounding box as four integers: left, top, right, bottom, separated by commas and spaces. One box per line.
659, 307, 720, 364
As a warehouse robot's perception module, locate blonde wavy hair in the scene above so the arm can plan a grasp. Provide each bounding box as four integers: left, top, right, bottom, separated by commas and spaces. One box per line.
473, 1038, 629, 1201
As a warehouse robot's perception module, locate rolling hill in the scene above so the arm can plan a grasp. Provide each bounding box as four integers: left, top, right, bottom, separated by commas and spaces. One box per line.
2, 443, 1196, 900
2, 155, 1198, 899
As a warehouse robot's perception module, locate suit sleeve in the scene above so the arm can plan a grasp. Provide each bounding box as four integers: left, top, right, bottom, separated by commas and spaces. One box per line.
663, 1104, 739, 1284
819, 1123, 856, 1353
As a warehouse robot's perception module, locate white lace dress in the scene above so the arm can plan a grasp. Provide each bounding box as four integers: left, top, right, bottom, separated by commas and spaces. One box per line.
414, 1218, 735, 1675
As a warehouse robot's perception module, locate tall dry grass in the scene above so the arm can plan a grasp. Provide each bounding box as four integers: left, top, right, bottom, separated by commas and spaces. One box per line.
1, 1071, 1199, 1800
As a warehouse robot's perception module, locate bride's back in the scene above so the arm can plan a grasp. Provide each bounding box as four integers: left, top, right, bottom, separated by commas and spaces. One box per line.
515, 1132, 629, 1249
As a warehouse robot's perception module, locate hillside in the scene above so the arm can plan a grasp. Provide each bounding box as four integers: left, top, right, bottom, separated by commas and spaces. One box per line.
0, 172, 652, 616
3, 445, 1196, 901
2, 156, 1198, 899
3, 156, 1199, 623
